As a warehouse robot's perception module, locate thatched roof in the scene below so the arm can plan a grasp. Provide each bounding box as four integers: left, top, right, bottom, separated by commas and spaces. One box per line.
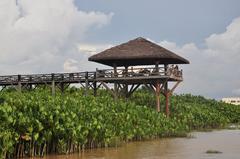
88, 37, 189, 67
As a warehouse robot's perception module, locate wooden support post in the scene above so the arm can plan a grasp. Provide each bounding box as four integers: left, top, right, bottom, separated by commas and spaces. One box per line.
85, 72, 89, 96
165, 92, 169, 117
165, 81, 169, 117
123, 84, 128, 98
93, 72, 97, 96
155, 62, 159, 73
155, 81, 161, 112
17, 75, 22, 92
60, 83, 64, 93
29, 76, 33, 90
113, 64, 118, 100
164, 64, 168, 76
124, 66, 128, 98
60, 74, 64, 94
0, 86, 6, 92
51, 73, 55, 96
169, 81, 181, 95
127, 84, 140, 97
113, 65, 117, 77
101, 82, 116, 97
144, 84, 155, 93
164, 65, 169, 116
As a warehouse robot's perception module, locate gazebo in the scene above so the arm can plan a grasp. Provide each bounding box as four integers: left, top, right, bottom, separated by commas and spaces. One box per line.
89, 37, 189, 116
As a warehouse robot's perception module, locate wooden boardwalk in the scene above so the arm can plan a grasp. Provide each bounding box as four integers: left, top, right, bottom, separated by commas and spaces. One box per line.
0, 72, 96, 93
0, 66, 183, 99
0, 67, 182, 86
0, 72, 96, 86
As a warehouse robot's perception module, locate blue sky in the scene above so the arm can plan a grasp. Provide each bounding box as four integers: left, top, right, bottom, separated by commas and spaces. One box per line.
75, 0, 240, 45
0, 0, 240, 99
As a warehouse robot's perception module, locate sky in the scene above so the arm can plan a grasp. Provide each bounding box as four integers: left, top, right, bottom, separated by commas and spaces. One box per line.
0, 0, 240, 99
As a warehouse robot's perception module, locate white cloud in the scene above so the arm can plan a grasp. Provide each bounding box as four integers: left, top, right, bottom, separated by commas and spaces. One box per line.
232, 89, 240, 96
63, 59, 79, 72
0, 0, 113, 74
160, 17, 240, 99
78, 43, 113, 55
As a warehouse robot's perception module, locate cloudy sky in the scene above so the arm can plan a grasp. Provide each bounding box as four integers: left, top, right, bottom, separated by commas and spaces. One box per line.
0, 0, 240, 99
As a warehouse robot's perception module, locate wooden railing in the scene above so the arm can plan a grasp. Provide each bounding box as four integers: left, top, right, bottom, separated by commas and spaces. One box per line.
0, 72, 96, 85
0, 66, 183, 86
96, 66, 183, 79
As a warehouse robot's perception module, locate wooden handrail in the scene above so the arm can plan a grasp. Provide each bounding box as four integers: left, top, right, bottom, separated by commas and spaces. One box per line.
96, 66, 183, 79
0, 72, 96, 84
0, 67, 182, 86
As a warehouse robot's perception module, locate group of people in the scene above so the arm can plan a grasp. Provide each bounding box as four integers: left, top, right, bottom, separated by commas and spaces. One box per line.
136, 64, 182, 77
166, 65, 182, 77
98, 65, 182, 78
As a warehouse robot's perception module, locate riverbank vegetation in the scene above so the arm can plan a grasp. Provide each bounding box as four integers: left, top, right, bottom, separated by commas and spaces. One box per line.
0, 88, 239, 158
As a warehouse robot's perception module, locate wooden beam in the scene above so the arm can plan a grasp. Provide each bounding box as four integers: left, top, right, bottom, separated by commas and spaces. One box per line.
60, 83, 65, 93
101, 82, 116, 98
129, 84, 135, 93
149, 84, 156, 92
127, 84, 140, 97
17, 75, 22, 93
85, 72, 89, 96
165, 93, 169, 117
164, 81, 181, 117
123, 66, 128, 97
155, 62, 159, 73
117, 83, 123, 91
79, 82, 85, 88
169, 81, 181, 95
97, 82, 102, 89
113, 65, 118, 100
164, 81, 169, 117
93, 81, 97, 96
155, 81, 161, 112
124, 84, 128, 98
164, 64, 168, 76
160, 79, 168, 91
0, 86, 6, 92
93, 72, 97, 96
51, 73, 55, 96
144, 84, 155, 93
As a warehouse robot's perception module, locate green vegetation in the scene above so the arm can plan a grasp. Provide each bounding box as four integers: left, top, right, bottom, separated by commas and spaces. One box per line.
0, 88, 239, 158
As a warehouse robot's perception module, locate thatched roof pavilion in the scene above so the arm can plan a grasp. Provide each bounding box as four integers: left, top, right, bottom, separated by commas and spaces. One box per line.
88, 37, 189, 115
88, 37, 189, 67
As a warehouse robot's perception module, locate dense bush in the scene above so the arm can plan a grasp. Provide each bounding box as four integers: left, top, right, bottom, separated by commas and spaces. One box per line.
0, 89, 239, 158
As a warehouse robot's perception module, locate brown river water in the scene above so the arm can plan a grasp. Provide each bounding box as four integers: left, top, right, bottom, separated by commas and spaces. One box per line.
37, 130, 240, 159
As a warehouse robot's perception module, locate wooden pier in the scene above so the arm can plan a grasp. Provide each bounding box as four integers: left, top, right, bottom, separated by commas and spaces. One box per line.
0, 37, 189, 115
0, 66, 182, 92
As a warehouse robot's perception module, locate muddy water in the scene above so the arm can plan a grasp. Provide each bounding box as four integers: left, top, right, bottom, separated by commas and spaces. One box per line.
42, 130, 240, 159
